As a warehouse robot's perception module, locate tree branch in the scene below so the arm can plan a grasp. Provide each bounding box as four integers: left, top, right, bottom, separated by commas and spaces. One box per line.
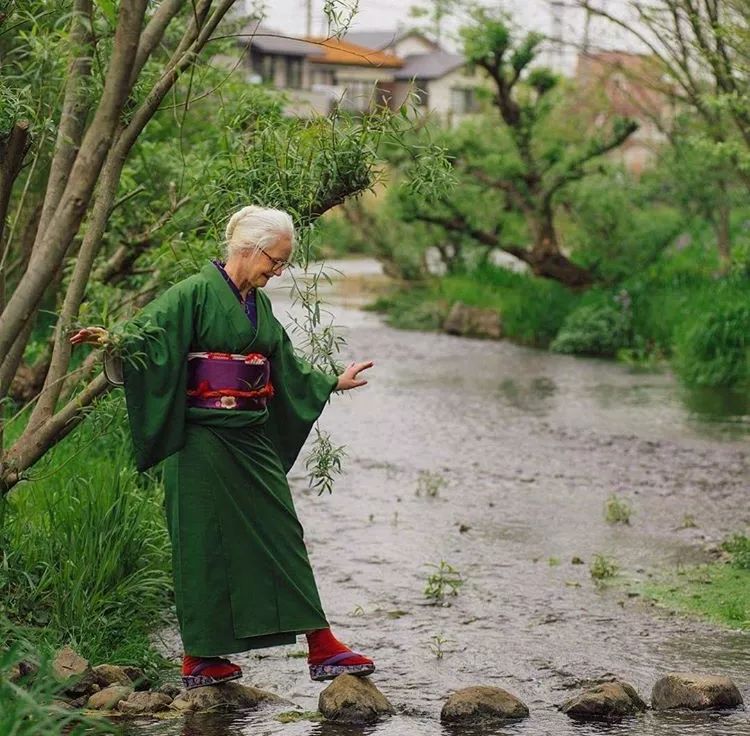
0, 0, 148, 364
2, 373, 111, 494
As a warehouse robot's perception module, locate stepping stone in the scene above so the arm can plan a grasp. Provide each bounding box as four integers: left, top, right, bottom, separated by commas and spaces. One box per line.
562, 681, 647, 720
318, 675, 395, 723
441, 685, 529, 724
652, 672, 743, 711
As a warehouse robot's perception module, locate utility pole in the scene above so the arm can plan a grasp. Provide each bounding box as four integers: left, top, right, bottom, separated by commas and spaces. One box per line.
305, 0, 312, 37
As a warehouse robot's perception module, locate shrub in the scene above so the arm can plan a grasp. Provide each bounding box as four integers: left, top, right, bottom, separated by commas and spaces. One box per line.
723, 534, 750, 570
551, 298, 631, 357
673, 303, 750, 387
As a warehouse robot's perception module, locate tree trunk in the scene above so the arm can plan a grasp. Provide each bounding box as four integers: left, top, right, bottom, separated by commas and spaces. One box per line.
526, 205, 593, 288
715, 181, 731, 273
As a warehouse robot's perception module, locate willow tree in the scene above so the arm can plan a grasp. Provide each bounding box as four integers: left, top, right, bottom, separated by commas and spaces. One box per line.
0, 1, 449, 494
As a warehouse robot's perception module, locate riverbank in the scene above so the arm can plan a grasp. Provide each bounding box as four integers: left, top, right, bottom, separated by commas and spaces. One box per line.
640, 535, 750, 630
366, 248, 750, 393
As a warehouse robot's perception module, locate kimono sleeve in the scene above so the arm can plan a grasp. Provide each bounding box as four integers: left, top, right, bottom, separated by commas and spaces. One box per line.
264, 321, 339, 474
120, 281, 195, 472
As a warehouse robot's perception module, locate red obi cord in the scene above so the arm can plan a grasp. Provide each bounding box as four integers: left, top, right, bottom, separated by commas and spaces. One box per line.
186, 380, 275, 400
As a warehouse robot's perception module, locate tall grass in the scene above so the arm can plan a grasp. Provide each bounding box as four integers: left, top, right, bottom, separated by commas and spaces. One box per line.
0, 405, 173, 675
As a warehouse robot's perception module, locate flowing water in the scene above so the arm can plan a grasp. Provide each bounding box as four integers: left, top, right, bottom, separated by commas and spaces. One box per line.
125, 259, 750, 736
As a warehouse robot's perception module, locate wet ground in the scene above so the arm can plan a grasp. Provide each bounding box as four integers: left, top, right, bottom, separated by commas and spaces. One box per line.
127, 259, 750, 735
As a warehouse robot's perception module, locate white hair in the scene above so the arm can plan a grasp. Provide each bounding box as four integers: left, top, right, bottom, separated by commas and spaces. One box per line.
224, 205, 296, 259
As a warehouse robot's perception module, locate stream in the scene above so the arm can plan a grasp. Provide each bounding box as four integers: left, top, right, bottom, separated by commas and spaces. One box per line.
124, 258, 750, 736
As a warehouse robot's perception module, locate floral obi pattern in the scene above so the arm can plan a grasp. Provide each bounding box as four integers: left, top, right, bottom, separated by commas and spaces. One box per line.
186, 352, 274, 411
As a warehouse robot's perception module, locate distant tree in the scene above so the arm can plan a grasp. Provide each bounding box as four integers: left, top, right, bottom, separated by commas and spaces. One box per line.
584, 0, 750, 267
395, 8, 637, 288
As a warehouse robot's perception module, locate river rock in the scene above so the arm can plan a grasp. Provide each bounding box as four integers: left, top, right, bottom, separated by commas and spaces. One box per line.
651, 672, 743, 711
87, 684, 134, 710
117, 690, 173, 715
9, 659, 38, 683
53, 646, 89, 680
440, 686, 529, 724
92, 664, 133, 688
53, 647, 99, 697
122, 666, 150, 690
443, 302, 502, 340
561, 681, 647, 720
170, 682, 283, 712
318, 675, 395, 723
156, 682, 183, 698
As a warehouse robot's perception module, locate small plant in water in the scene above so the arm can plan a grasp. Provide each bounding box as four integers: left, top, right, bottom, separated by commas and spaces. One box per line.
590, 554, 618, 581
416, 470, 447, 498
604, 494, 632, 525
679, 513, 698, 529
428, 633, 454, 659
424, 561, 464, 604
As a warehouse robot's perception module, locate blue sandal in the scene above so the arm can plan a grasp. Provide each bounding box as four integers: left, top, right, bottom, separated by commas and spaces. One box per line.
309, 651, 376, 682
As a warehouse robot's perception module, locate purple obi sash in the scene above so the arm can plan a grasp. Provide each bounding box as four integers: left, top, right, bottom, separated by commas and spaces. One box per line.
186, 352, 273, 411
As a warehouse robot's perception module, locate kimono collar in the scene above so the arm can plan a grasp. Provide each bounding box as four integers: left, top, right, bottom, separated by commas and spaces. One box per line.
201, 262, 265, 352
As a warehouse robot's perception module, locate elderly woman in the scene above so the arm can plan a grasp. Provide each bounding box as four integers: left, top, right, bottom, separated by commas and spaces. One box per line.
71, 206, 375, 689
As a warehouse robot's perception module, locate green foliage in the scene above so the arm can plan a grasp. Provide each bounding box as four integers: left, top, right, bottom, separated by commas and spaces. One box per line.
643, 561, 750, 629
304, 426, 346, 496
567, 173, 682, 283
673, 302, 750, 387
722, 534, 750, 570
0, 626, 109, 736
551, 297, 631, 357
428, 633, 453, 659
604, 494, 632, 525
424, 560, 463, 604
0, 408, 172, 675
589, 554, 618, 581
371, 263, 578, 346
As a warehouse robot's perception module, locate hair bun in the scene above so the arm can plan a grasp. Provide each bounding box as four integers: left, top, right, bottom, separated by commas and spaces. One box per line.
225, 205, 261, 243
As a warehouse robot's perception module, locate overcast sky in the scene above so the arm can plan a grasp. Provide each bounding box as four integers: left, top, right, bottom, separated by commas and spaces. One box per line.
243, 0, 642, 72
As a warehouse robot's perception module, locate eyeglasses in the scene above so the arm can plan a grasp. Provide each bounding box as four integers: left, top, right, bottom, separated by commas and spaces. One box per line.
258, 246, 291, 272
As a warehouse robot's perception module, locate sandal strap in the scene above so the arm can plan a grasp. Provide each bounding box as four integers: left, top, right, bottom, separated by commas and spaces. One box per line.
189, 658, 234, 676
320, 651, 363, 666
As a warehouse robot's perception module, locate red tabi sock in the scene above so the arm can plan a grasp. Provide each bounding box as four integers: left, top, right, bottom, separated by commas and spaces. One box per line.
182, 655, 240, 679
306, 628, 372, 666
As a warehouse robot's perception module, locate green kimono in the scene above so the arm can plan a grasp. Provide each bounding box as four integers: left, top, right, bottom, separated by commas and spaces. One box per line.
120, 262, 338, 656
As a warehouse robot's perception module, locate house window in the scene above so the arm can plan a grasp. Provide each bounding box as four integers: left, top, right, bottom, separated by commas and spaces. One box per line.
312, 69, 335, 86
450, 87, 478, 114
259, 56, 276, 84
286, 57, 303, 89
251, 53, 275, 84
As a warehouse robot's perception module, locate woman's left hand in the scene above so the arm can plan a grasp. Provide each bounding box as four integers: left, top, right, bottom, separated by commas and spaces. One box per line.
336, 360, 373, 391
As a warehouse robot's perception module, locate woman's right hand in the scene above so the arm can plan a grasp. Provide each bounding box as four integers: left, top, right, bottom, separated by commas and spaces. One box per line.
69, 326, 110, 347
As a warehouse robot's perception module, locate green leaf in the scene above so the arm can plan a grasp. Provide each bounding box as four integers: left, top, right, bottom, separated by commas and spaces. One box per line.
95, 0, 117, 26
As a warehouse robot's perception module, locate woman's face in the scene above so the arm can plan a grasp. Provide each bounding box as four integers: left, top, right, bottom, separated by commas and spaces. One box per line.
242, 233, 293, 288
